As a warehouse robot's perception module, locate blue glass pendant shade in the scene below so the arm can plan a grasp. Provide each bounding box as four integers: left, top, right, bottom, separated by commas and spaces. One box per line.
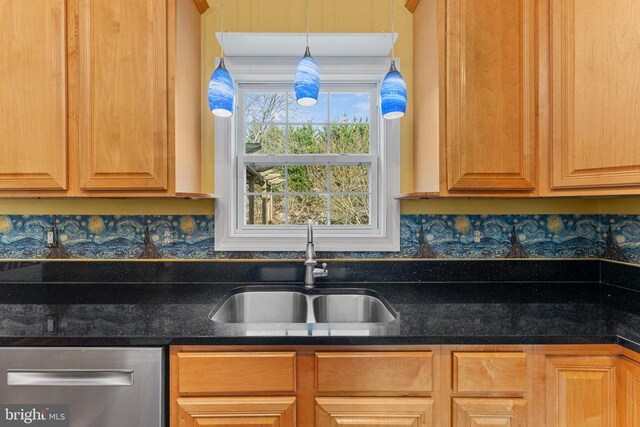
294, 46, 320, 107
208, 57, 235, 117
380, 60, 407, 120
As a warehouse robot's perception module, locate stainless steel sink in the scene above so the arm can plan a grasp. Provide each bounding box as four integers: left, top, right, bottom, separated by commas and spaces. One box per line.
312, 294, 396, 323
210, 291, 308, 323
209, 286, 399, 336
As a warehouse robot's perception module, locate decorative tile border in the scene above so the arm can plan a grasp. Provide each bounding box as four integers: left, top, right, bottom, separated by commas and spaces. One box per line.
0, 213, 631, 261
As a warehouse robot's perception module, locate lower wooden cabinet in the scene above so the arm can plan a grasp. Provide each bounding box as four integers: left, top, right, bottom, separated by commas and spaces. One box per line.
452, 398, 527, 427
170, 345, 640, 427
545, 356, 617, 427
176, 396, 296, 426
316, 397, 434, 427
617, 358, 640, 427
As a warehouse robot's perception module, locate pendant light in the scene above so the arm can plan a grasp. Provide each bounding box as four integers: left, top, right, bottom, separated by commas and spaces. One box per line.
208, 0, 235, 117
380, 0, 407, 120
294, 0, 320, 106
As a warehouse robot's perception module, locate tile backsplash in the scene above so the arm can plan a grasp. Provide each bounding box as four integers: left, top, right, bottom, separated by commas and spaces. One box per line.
0, 213, 637, 263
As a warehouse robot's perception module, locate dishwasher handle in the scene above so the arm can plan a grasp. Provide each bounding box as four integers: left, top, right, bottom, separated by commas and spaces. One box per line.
7, 370, 134, 386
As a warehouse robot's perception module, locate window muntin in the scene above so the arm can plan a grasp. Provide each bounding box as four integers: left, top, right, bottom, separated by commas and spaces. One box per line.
237, 84, 378, 228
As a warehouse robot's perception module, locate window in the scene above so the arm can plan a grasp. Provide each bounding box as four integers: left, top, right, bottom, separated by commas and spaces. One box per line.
215, 57, 400, 252
240, 86, 376, 227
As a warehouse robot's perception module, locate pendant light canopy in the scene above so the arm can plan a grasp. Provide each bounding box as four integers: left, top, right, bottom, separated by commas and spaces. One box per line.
294, 0, 319, 106
381, 60, 407, 120
380, 0, 407, 120
208, 0, 235, 117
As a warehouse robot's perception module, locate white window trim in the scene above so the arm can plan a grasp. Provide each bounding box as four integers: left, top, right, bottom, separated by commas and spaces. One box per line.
214, 56, 400, 252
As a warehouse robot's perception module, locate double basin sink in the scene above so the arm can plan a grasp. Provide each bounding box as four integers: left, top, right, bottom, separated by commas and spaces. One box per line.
209, 286, 399, 336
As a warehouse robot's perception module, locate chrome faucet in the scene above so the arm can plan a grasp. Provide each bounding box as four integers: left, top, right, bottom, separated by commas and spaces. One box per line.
304, 220, 328, 288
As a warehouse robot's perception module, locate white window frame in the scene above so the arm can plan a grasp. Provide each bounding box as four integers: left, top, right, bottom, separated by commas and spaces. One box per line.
214, 56, 400, 252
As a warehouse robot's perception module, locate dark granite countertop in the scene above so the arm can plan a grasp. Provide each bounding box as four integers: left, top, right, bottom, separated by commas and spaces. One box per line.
0, 259, 635, 347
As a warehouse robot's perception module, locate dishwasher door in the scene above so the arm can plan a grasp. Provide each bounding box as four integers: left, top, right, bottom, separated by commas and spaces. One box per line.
0, 347, 163, 427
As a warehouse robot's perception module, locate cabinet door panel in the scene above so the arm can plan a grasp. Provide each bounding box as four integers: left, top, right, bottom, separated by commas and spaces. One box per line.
316, 397, 433, 427
316, 352, 432, 395
453, 398, 527, 427
445, 0, 536, 192
618, 358, 640, 427
0, 0, 67, 190
546, 356, 616, 427
177, 396, 295, 427
77, 0, 168, 190
550, 0, 640, 190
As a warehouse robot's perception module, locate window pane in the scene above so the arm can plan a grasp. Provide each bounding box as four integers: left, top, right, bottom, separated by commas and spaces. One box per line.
245, 195, 285, 225
288, 165, 328, 192
288, 93, 328, 123
245, 165, 285, 193
330, 124, 369, 154
245, 124, 286, 154
289, 125, 327, 154
245, 93, 287, 123
289, 195, 328, 225
330, 93, 370, 123
330, 165, 369, 193
330, 195, 370, 225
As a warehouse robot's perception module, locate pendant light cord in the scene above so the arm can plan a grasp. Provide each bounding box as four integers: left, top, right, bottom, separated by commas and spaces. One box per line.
390, 0, 395, 60
220, 0, 225, 57
306, 0, 310, 48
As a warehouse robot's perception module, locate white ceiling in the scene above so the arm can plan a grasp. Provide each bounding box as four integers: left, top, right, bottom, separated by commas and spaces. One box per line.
215, 32, 399, 57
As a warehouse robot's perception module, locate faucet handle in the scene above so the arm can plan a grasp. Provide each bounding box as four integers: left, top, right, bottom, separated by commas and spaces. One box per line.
313, 263, 329, 279
307, 219, 313, 243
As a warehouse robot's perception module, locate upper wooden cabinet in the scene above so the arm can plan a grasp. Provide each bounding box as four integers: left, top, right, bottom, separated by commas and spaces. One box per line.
0, 0, 68, 191
408, 0, 640, 198
76, 0, 169, 191
541, 0, 640, 196
444, 0, 537, 194
0, 0, 207, 197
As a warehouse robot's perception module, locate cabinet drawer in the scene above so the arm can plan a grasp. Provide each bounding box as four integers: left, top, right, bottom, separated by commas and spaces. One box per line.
453, 352, 527, 394
177, 352, 296, 395
316, 352, 432, 395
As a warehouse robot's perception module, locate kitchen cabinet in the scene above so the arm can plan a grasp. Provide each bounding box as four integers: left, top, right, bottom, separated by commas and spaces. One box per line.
315, 397, 434, 427
409, 0, 538, 197
540, 0, 640, 196
0, 0, 209, 198
616, 358, 640, 427
545, 356, 617, 427
171, 345, 640, 427
170, 347, 439, 427
176, 397, 296, 426
0, 0, 68, 191
76, 0, 169, 191
406, 0, 640, 198
442, 0, 537, 195
452, 398, 527, 427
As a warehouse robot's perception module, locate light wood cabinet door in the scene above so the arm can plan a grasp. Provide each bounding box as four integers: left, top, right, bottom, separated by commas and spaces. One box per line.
176, 396, 295, 427
546, 356, 616, 427
0, 0, 67, 190
444, 0, 536, 193
316, 397, 434, 427
617, 358, 640, 427
77, 0, 168, 191
453, 398, 527, 427
548, 0, 640, 193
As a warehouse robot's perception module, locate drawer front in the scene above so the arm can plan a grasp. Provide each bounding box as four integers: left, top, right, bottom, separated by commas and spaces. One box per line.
177, 352, 296, 395
316, 352, 432, 395
453, 352, 527, 394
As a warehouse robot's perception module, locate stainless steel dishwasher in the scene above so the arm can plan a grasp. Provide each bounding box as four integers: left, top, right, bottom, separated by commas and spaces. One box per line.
0, 347, 163, 427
